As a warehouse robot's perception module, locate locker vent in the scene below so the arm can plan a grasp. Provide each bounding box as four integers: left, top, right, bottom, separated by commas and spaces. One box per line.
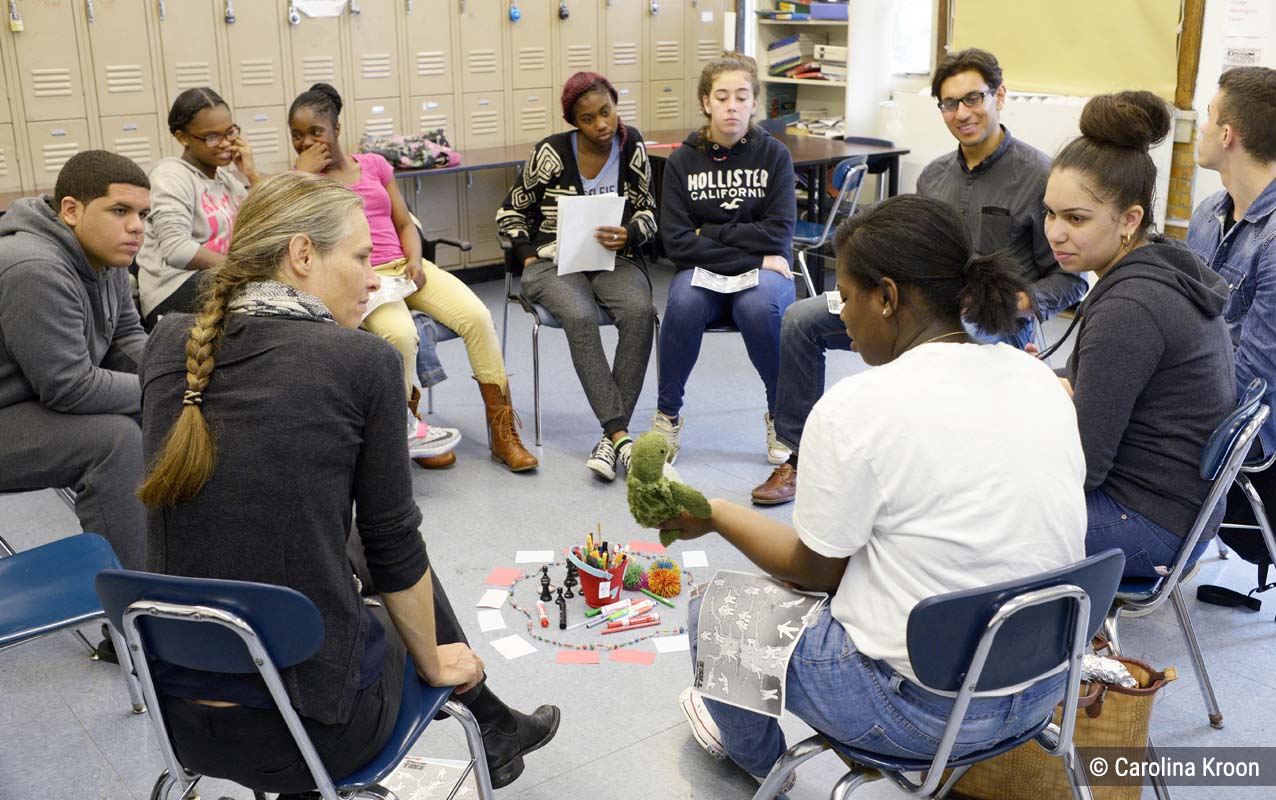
175, 62, 213, 89
361, 54, 393, 81
613, 42, 638, 67
114, 136, 152, 165
42, 142, 81, 174
243, 128, 280, 155
302, 56, 336, 84
656, 98, 681, 120
364, 117, 395, 137
519, 108, 548, 133
467, 49, 498, 75
471, 110, 499, 137
517, 47, 547, 73
419, 114, 449, 132
655, 41, 681, 64
476, 220, 498, 242
31, 68, 74, 98
616, 101, 638, 121
105, 65, 145, 94
416, 50, 446, 77
241, 59, 276, 86
566, 44, 593, 70
697, 39, 718, 63
0, 149, 8, 178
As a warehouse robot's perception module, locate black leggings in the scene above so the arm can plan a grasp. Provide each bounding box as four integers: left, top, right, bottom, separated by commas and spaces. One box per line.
145, 271, 211, 330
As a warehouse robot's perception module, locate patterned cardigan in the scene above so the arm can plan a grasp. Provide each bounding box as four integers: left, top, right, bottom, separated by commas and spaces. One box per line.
496, 128, 658, 267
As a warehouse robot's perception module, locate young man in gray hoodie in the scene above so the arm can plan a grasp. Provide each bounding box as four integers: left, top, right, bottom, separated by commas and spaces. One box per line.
0, 150, 151, 573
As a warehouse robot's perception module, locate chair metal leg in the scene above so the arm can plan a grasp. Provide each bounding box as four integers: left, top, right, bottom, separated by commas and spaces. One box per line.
934, 764, 971, 799
73, 628, 98, 655
1147, 735, 1174, 800
1101, 609, 1123, 655
443, 698, 494, 800
830, 768, 878, 800
1216, 538, 1230, 558
149, 770, 196, 800
56, 487, 77, 514
0, 534, 13, 556
532, 321, 542, 447
752, 734, 828, 800
107, 623, 147, 714
1169, 584, 1224, 728
795, 250, 817, 299
653, 313, 661, 377
1238, 474, 1276, 574
1062, 742, 1096, 800
426, 384, 434, 415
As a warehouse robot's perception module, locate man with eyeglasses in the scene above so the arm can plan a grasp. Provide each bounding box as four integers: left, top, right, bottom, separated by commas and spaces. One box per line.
750, 47, 1085, 506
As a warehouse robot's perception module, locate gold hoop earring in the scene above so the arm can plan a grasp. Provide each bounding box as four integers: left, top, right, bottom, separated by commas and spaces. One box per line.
1121, 233, 1132, 248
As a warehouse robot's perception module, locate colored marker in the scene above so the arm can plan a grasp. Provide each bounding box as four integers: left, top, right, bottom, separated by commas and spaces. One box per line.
607, 612, 660, 630
640, 588, 675, 608
536, 601, 549, 628
602, 618, 660, 635
586, 598, 631, 618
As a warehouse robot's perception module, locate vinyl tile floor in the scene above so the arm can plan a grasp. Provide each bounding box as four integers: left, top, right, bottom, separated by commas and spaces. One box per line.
1, 267, 1273, 800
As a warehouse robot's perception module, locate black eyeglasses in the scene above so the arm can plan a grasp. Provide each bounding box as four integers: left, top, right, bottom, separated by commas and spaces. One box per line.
188, 125, 241, 146
937, 91, 993, 113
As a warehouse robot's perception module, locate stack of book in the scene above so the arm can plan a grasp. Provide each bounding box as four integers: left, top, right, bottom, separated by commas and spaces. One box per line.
766, 34, 822, 78
756, 1, 850, 21
814, 43, 847, 82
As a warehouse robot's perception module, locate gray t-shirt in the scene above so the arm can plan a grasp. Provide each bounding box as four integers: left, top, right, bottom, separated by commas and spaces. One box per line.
572, 133, 621, 196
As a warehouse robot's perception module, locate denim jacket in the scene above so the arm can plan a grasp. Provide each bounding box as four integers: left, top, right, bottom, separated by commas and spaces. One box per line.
1188, 178, 1276, 451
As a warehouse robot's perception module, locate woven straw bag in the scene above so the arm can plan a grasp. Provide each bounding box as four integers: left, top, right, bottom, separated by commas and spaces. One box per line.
948, 656, 1176, 800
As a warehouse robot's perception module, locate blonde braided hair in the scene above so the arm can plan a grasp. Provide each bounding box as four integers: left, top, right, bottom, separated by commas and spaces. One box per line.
138, 171, 363, 507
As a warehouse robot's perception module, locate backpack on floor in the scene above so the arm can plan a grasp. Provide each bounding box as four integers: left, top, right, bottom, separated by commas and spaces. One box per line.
1197, 527, 1275, 613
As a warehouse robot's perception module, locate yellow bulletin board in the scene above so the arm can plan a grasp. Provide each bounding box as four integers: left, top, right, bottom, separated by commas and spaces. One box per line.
951, 0, 1182, 100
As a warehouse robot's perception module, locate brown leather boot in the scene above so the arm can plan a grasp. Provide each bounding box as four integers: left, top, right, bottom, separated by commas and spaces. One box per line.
408, 387, 460, 470
477, 380, 538, 472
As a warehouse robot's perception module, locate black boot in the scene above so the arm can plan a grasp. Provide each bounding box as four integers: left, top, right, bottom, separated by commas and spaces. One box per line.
456, 684, 560, 788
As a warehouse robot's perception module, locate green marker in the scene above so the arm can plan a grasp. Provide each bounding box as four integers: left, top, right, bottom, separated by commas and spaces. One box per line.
640, 588, 675, 608
584, 607, 602, 618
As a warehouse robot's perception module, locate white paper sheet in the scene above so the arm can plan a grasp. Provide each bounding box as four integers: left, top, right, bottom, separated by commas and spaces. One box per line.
515, 550, 555, 564
554, 193, 626, 275
476, 589, 507, 609
682, 550, 709, 569
362, 274, 416, 321
295, 0, 348, 19
476, 609, 506, 633
690, 267, 760, 294
490, 634, 537, 660
651, 635, 691, 654
825, 290, 844, 315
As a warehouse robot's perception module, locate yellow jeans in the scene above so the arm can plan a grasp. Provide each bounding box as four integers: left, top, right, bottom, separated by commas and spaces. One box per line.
362, 258, 507, 397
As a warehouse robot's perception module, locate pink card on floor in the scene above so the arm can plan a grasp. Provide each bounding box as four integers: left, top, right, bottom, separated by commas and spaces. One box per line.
483, 567, 523, 587
627, 540, 666, 555
609, 649, 657, 666
556, 650, 601, 665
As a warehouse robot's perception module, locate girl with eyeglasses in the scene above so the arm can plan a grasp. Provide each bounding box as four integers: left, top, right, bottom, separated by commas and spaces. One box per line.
137, 88, 261, 328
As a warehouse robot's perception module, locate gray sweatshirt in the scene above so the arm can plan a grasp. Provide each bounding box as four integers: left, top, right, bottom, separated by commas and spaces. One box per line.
1066, 236, 1235, 538
0, 196, 147, 415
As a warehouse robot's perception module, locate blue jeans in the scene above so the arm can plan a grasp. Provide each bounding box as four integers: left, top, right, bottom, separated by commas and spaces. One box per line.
963, 316, 1039, 350
687, 595, 1067, 778
657, 268, 795, 417
413, 314, 450, 388
773, 295, 851, 451
1085, 489, 1217, 578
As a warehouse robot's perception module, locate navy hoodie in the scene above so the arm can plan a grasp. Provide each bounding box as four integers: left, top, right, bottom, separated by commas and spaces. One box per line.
1067, 235, 1235, 539
660, 128, 795, 276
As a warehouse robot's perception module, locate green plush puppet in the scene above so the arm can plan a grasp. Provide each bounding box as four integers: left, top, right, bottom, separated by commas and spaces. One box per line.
626, 432, 711, 547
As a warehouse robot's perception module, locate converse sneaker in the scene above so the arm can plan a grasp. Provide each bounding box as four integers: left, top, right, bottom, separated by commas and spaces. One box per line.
616, 438, 634, 475
586, 436, 618, 481
764, 413, 791, 465
407, 415, 461, 459
650, 412, 683, 464
678, 687, 726, 760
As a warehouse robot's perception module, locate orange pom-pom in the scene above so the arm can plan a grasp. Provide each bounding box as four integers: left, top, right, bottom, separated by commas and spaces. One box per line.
647, 567, 682, 598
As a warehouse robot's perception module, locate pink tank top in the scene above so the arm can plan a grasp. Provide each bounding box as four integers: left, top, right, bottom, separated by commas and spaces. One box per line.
349, 153, 405, 266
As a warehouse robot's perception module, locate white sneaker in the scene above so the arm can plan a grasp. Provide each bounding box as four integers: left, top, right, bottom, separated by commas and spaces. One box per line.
765, 413, 791, 465
651, 412, 683, 465
407, 416, 461, 458
616, 438, 634, 474
586, 436, 618, 481
678, 687, 726, 760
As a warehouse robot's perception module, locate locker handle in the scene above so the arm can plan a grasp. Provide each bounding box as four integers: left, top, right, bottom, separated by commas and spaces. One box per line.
558, 1, 568, 20
406, 0, 412, 14
7, 0, 21, 33
224, 1, 236, 24
157, 0, 166, 22
288, 1, 301, 26
650, 1, 659, 14
86, 0, 95, 24
350, 1, 362, 13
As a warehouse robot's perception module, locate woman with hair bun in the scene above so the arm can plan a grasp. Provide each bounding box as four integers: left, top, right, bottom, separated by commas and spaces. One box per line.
1045, 90, 1236, 577
665, 194, 1087, 784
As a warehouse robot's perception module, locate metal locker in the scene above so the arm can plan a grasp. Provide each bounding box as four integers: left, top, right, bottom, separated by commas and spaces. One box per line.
10, 0, 87, 121
458, 0, 503, 94
288, 12, 347, 99
602, 0, 643, 85
404, 174, 463, 268
461, 92, 505, 150
646, 0, 685, 82
0, 41, 12, 124
224, 0, 285, 108
509, 89, 552, 146
507, 0, 551, 91
552, 0, 598, 89
100, 114, 162, 170
155, 0, 222, 109
235, 105, 290, 173
613, 82, 643, 132
349, 0, 399, 100
463, 168, 513, 265
26, 120, 91, 189
405, 0, 456, 96
411, 95, 458, 146
353, 99, 399, 142
0, 125, 21, 192
85, 0, 159, 116
648, 80, 685, 130
686, 0, 726, 82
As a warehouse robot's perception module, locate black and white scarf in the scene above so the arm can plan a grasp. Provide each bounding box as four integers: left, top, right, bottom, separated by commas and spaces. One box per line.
227, 280, 336, 324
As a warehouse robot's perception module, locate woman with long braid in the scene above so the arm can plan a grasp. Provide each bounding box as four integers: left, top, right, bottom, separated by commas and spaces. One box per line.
136, 172, 559, 795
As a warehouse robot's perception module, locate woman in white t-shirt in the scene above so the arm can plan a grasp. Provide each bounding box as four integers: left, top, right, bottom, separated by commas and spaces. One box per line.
664, 194, 1088, 785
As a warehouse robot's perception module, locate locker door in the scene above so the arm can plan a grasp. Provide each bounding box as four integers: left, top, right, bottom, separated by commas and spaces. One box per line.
553, 0, 598, 89
405, 174, 463, 268
0, 125, 21, 192
27, 120, 91, 189
236, 105, 290, 173
613, 82, 643, 133
461, 92, 506, 150
289, 12, 347, 99
458, 0, 503, 94
0, 41, 12, 124
411, 95, 457, 145
463, 169, 512, 265
646, 0, 685, 81
509, 88, 552, 146
508, 0, 551, 91
686, 0, 726, 81
353, 99, 399, 142
648, 80, 685, 131
156, 0, 221, 106
602, 0, 643, 85
224, 0, 285, 108
85, 0, 159, 116
349, 0, 400, 100
405, 0, 456, 96
10, 0, 87, 121
100, 114, 162, 170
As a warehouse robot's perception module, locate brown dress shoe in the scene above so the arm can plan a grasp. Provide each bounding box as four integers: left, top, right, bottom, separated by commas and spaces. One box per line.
477, 380, 538, 472
751, 463, 796, 505
414, 451, 457, 469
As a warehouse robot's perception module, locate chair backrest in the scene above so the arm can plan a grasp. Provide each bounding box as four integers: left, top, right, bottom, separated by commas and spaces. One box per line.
842, 135, 895, 173
1202, 378, 1266, 481
906, 549, 1125, 693
758, 117, 788, 136
95, 570, 324, 672
814, 157, 868, 243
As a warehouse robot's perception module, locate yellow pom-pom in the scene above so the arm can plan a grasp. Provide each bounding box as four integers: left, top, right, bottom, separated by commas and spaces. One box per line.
648, 567, 682, 598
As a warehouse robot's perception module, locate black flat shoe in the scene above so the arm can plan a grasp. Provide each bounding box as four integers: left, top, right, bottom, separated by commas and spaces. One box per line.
93, 623, 119, 665
483, 704, 560, 789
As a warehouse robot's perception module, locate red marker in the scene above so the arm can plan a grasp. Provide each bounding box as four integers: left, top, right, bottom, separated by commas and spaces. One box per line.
602, 618, 661, 635
536, 601, 549, 628
607, 612, 659, 630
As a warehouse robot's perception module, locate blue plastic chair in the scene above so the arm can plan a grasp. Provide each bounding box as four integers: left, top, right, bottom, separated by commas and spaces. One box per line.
754, 549, 1126, 800
791, 156, 868, 297
1104, 378, 1269, 733
95, 569, 493, 800
0, 532, 145, 713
